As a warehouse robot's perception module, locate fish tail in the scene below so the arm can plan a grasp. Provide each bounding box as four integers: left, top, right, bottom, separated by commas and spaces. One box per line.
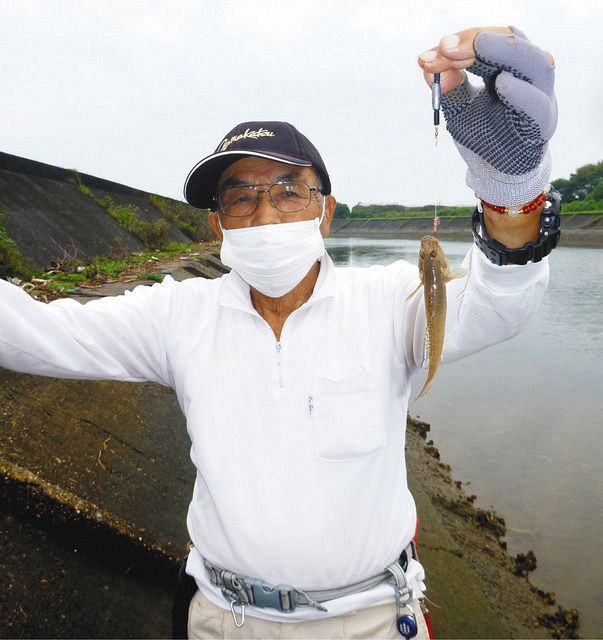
416, 373, 434, 400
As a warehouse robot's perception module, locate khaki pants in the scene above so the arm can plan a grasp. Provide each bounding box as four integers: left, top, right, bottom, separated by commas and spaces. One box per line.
188, 589, 430, 639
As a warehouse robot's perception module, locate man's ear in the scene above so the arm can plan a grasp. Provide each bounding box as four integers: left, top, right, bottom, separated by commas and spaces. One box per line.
320, 195, 337, 238
208, 211, 223, 241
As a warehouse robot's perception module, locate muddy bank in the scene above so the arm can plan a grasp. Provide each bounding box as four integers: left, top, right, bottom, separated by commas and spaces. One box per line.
0, 512, 174, 639
405, 417, 579, 639
0, 253, 202, 638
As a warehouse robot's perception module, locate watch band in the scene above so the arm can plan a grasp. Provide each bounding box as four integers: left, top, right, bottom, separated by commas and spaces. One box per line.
471, 189, 561, 266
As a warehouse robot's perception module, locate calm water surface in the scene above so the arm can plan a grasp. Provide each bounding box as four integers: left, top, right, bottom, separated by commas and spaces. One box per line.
326, 237, 603, 638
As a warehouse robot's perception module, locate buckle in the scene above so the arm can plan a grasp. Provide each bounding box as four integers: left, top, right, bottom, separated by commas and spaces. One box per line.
395, 585, 413, 608
242, 577, 297, 612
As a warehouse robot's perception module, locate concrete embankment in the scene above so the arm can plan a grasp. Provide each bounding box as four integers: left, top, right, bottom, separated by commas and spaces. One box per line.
0, 457, 182, 638
329, 214, 603, 247
0, 151, 212, 270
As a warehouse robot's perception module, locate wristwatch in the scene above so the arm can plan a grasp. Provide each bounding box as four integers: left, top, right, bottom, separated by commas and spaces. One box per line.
471, 189, 561, 266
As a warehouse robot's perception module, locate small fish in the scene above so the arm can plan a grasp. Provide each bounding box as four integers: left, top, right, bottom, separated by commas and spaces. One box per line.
406, 235, 467, 399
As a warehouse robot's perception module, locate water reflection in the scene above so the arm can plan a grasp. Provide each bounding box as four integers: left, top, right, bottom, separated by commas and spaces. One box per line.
326, 237, 470, 268
326, 239, 603, 352
539, 247, 602, 350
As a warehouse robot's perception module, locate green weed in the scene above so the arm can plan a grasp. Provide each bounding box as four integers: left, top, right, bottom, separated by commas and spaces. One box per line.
72, 171, 173, 250
0, 213, 38, 280
149, 194, 214, 242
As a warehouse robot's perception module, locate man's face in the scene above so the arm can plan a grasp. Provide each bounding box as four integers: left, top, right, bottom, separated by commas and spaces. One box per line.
208, 156, 335, 238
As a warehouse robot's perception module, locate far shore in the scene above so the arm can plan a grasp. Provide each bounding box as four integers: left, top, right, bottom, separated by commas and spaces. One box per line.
329, 227, 603, 248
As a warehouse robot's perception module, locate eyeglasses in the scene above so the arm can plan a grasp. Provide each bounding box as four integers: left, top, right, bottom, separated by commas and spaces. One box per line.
213, 180, 322, 218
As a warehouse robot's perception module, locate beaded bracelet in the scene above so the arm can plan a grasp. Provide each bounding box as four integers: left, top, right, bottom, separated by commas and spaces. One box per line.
479, 190, 549, 218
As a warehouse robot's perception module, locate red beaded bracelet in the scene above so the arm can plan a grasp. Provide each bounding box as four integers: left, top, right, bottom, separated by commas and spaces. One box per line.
480, 191, 548, 218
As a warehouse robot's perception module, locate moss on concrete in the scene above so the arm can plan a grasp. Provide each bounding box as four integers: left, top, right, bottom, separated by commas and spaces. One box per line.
0, 212, 38, 280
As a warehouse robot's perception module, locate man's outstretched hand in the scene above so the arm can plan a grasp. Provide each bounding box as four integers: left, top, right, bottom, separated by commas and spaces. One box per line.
417, 26, 558, 247
418, 26, 554, 93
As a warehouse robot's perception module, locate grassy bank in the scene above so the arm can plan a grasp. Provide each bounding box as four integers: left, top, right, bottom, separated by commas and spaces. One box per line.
3, 241, 219, 299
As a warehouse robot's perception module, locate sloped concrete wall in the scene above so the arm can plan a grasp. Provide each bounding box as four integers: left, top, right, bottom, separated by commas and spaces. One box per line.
0, 151, 191, 268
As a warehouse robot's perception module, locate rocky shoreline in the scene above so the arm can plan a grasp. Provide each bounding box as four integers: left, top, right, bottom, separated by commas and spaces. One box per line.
405, 416, 579, 639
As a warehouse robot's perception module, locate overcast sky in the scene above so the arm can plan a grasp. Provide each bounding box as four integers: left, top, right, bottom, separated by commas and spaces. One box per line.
1, 0, 601, 207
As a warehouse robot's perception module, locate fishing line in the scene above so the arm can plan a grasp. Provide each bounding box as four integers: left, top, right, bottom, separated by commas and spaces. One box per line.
432, 73, 442, 237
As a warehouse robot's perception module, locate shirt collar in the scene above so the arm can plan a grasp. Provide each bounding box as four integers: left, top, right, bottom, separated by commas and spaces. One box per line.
218, 252, 338, 314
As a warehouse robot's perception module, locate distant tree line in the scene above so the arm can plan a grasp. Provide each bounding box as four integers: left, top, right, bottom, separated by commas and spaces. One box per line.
332, 160, 603, 218
332, 202, 473, 219
333, 203, 351, 219
551, 161, 603, 212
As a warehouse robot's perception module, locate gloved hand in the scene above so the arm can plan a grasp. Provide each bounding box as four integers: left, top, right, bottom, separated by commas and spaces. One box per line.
419, 26, 557, 206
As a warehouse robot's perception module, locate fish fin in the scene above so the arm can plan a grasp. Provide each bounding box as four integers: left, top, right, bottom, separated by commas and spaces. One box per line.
405, 282, 422, 301
447, 268, 468, 282
412, 342, 432, 402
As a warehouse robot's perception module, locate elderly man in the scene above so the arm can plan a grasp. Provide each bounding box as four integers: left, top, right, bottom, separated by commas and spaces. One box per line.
0, 26, 558, 640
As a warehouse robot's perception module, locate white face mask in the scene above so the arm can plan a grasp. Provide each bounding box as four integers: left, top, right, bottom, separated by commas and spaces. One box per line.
219, 198, 327, 298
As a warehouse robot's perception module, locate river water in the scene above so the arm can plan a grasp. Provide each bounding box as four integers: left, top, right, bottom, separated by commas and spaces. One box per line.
325, 236, 602, 638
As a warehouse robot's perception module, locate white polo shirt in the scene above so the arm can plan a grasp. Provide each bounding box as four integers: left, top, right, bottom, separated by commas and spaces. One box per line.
0, 244, 548, 621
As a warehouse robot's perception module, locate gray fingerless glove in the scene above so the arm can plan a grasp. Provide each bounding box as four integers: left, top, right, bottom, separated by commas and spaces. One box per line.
442, 26, 557, 206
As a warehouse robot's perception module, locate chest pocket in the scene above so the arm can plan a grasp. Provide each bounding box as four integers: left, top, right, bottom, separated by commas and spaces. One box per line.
311, 366, 386, 462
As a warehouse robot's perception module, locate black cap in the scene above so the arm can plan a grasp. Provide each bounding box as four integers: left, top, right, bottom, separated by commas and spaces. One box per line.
183, 121, 331, 209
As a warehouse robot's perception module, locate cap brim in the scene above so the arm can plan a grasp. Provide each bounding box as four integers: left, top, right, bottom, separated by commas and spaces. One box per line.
183, 150, 312, 209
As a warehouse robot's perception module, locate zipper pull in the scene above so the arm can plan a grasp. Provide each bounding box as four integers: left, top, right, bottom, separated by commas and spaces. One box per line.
308, 396, 314, 416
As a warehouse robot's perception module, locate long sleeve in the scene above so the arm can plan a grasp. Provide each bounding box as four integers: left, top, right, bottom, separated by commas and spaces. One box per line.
393, 244, 549, 371
0, 276, 179, 386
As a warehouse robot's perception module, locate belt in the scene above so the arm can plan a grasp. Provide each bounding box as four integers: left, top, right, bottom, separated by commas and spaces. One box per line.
202, 540, 417, 622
